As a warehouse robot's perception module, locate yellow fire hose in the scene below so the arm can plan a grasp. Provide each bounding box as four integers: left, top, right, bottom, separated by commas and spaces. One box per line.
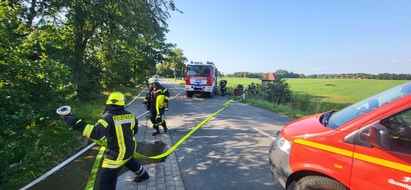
85, 87, 233, 189
89, 98, 233, 159
134, 99, 232, 159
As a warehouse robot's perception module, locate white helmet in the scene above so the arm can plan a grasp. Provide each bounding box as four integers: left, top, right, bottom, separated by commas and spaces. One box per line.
148, 77, 157, 84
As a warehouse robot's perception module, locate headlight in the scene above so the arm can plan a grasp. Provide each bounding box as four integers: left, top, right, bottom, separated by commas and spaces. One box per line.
277, 133, 292, 154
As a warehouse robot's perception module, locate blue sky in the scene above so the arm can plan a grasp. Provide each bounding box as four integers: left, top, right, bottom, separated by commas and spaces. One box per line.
166, 1, 411, 75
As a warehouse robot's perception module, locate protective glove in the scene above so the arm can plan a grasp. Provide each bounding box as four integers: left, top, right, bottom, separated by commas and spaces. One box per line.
155, 115, 162, 123
61, 114, 86, 130
62, 114, 79, 126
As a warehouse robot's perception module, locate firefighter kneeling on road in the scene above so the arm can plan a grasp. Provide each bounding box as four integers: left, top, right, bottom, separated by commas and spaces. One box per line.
143, 78, 170, 136
61, 92, 150, 190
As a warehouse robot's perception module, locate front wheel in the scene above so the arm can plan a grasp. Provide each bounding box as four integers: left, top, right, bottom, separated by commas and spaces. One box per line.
288, 176, 348, 190
207, 90, 215, 98
186, 92, 194, 98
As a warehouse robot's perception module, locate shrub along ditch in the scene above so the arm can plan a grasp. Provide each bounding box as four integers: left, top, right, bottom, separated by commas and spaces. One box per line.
1, 86, 139, 190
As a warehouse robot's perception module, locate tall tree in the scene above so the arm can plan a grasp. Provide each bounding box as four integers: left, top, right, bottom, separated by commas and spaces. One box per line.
164, 48, 187, 78
0, 0, 181, 184
37, 0, 179, 98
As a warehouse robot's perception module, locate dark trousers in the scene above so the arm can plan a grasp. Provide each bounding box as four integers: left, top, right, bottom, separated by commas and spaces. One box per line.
149, 107, 166, 130
99, 158, 144, 190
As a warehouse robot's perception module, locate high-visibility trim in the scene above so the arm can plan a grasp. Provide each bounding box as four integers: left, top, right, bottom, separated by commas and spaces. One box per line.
130, 122, 135, 130
114, 119, 135, 126
294, 139, 353, 157
98, 119, 109, 128
75, 119, 83, 124
354, 152, 411, 173
111, 114, 132, 161
294, 139, 411, 173
156, 94, 165, 114
115, 124, 126, 161
112, 114, 135, 123
153, 120, 163, 126
82, 124, 95, 138
102, 157, 130, 168
112, 114, 134, 132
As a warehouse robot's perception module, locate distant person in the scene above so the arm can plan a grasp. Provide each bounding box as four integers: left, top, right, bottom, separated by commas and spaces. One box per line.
143, 78, 170, 136
234, 84, 244, 95
219, 80, 227, 96
246, 84, 251, 94
61, 92, 150, 189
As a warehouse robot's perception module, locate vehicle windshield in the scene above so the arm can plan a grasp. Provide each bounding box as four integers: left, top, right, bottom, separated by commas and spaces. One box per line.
326, 82, 411, 129
187, 65, 211, 76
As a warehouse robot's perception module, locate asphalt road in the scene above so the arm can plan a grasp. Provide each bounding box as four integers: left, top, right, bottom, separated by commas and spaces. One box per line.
23, 78, 295, 190
161, 79, 295, 190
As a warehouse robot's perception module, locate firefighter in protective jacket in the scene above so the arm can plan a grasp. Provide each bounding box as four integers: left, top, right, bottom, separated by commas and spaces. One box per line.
62, 92, 150, 189
143, 78, 170, 136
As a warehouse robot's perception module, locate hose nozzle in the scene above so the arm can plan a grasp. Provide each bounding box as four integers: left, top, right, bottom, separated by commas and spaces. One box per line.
56, 106, 71, 116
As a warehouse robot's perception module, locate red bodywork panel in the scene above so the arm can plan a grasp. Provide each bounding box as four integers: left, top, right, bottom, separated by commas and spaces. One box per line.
281, 89, 411, 190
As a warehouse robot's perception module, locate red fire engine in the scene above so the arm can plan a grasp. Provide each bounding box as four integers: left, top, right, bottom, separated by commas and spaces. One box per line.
185, 61, 217, 98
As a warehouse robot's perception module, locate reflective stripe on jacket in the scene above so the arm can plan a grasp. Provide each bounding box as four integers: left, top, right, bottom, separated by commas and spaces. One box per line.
78, 106, 138, 168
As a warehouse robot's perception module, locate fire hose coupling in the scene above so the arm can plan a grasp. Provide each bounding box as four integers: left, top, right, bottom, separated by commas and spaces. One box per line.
56, 105, 72, 116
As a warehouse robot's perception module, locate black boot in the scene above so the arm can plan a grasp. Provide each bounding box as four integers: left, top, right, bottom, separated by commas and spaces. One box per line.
134, 172, 150, 183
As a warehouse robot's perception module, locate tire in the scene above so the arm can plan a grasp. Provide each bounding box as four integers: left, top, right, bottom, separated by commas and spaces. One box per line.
186, 92, 194, 97
208, 90, 215, 98
234, 88, 241, 95
289, 176, 348, 190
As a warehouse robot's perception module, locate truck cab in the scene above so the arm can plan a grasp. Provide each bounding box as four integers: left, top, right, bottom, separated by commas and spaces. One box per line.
184, 61, 217, 98
269, 82, 411, 190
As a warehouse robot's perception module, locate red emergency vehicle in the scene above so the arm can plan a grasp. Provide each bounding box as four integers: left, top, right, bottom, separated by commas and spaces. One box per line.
185, 61, 217, 98
269, 82, 411, 190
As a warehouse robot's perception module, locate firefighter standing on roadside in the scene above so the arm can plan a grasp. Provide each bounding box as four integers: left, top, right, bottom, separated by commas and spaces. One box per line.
143, 78, 169, 136
61, 92, 150, 189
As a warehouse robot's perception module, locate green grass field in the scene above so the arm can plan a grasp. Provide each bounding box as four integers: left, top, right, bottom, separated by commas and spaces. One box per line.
219, 77, 408, 103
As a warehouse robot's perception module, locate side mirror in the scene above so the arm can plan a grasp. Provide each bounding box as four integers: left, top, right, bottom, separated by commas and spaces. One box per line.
360, 124, 391, 149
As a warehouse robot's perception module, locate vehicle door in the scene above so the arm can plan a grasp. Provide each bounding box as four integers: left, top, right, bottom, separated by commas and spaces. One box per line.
350, 108, 411, 190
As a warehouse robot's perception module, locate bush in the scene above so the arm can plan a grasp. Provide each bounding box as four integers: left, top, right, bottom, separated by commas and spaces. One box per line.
0, 58, 76, 185
261, 79, 292, 104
